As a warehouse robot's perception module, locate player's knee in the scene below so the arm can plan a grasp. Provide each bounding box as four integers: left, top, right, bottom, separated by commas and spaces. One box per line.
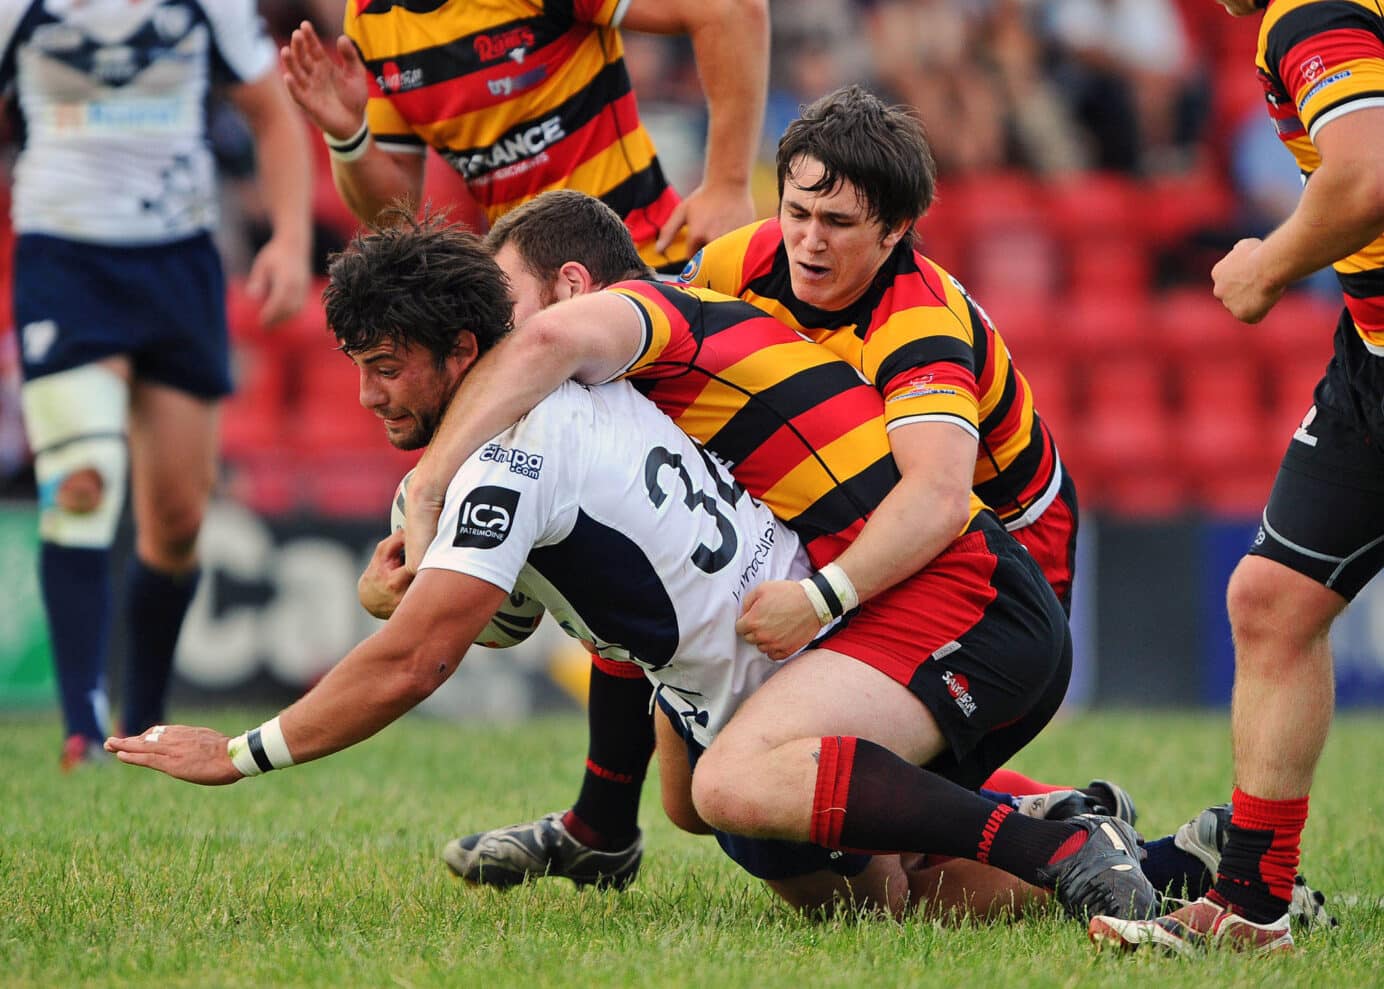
1227, 557, 1332, 652
689, 752, 760, 835
23, 365, 130, 548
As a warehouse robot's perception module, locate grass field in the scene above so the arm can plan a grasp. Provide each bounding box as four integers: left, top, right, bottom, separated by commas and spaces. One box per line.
4, 708, 1384, 988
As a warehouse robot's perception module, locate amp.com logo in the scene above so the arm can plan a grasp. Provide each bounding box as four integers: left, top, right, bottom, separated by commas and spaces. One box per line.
480, 442, 544, 478
454, 486, 521, 549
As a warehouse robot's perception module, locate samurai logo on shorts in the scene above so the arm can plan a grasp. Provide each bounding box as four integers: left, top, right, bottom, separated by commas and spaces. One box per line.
942, 670, 977, 717
453, 486, 520, 549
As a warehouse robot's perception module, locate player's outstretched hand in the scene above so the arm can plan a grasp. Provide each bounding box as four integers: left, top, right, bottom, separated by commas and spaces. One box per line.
105, 725, 241, 786
281, 20, 370, 142
657, 180, 755, 255
359, 530, 413, 619
736, 580, 819, 661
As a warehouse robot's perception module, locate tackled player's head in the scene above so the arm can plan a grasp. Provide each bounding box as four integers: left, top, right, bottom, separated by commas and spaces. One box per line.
486, 190, 652, 319
324, 208, 513, 367
324, 209, 515, 450
775, 85, 936, 243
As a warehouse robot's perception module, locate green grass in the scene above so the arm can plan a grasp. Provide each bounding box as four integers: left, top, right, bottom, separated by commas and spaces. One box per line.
4, 709, 1384, 988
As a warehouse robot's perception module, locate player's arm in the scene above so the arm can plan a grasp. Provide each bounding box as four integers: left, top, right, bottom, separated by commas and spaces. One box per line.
1214, 108, 1384, 323
619, 0, 768, 253
403, 292, 644, 569
104, 569, 507, 785
282, 20, 426, 224
736, 421, 976, 660
228, 68, 313, 324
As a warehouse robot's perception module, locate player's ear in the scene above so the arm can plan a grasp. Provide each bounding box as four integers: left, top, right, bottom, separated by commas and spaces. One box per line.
555, 260, 595, 299
880, 218, 911, 251
449, 330, 480, 373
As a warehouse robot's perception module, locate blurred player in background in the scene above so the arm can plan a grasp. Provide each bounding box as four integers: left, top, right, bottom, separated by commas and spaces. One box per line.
277, 0, 767, 858
280, 0, 766, 267
1089, 0, 1384, 955
1, 0, 312, 769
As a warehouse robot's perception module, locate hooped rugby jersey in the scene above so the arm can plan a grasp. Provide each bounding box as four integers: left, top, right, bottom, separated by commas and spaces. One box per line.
1255, 0, 1384, 353
0, 0, 275, 244
600, 278, 986, 566
418, 379, 809, 746
680, 220, 1064, 529
345, 0, 687, 267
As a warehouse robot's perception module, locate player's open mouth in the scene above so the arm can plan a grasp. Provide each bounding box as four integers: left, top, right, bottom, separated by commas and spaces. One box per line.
795, 260, 829, 279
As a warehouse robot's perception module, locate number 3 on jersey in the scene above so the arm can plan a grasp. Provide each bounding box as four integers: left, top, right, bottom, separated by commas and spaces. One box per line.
643, 446, 743, 574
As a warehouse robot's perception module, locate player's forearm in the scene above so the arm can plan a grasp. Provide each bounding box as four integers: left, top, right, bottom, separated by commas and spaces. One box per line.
250, 97, 313, 253
689, 0, 767, 189
1256, 156, 1384, 292
330, 146, 425, 225
827, 471, 970, 603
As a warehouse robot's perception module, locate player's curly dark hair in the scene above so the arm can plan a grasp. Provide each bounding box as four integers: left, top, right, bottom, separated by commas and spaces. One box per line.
486, 190, 653, 287
776, 85, 936, 244
323, 207, 514, 366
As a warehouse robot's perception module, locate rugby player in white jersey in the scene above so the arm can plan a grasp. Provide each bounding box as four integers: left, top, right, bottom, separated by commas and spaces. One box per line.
1, 0, 311, 768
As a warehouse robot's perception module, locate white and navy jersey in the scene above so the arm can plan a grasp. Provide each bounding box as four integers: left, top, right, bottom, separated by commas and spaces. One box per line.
419, 380, 811, 747
0, 0, 275, 244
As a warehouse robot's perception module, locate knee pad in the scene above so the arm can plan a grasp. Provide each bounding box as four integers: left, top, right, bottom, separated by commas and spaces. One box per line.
21, 364, 130, 547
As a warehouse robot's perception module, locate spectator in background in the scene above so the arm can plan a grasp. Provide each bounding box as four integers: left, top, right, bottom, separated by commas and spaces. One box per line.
1038, 0, 1202, 173
1, 1, 312, 769
282, 0, 767, 268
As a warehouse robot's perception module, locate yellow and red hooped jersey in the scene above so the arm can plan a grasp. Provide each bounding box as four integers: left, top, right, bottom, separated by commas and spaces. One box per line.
345, 0, 688, 267
601, 279, 987, 566
679, 219, 1064, 529
1257, 0, 1384, 352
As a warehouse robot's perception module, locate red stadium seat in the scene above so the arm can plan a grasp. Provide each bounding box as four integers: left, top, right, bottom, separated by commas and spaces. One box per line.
301, 448, 421, 519
1065, 289, 1154, 358
1153, 286, 1244, 363
1255, 292, 1339, 366
292, 349, 381, 453
220, 341, 286, 459
1140, 167, 1235, 247
1067, 235, 1152, 299
1044, 172, 1142, 246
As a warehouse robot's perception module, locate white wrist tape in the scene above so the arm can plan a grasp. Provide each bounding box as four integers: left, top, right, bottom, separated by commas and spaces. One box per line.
325, 119, 371, 162
226, 716, 296, 778
800, 563, 860, 627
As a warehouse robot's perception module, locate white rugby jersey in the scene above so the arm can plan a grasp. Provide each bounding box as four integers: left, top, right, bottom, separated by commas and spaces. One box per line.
0, 0, 275, 244
420, 380, 811, 747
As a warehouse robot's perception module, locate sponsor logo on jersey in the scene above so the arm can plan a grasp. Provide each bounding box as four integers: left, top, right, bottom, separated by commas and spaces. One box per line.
458, 116, 566, 179
942, 669, 976, 717
679, 251, 703, 285
377, 60, 424, 94
479, 442, 545, 478
1301, 55, 1325, 84
486, 64, 548, 98
892, 373, 956, 402
453, 485, 520, 548
1300, 70, 1351, 111
474, 27, 535, 63
731, 518, 777, 604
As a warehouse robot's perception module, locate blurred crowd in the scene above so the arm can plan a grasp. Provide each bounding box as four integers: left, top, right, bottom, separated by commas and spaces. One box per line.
0, 0, 1333, 516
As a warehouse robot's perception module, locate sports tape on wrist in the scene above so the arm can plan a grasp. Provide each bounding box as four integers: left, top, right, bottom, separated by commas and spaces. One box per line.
799, 576, 835, 626
325, 119, 371, 162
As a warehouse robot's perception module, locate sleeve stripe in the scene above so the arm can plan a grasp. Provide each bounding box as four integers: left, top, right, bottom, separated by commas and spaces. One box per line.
595, 293, 654, 384
885, 413, 980, 439
1309, 94, 1384, 138
610, 0, 633, 27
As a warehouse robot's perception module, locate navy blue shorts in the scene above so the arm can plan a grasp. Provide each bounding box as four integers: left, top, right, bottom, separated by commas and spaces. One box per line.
14, 232, 233, 398
657, 693, 872, 882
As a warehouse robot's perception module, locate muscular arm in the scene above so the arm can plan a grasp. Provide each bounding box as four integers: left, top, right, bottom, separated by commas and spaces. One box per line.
229, 71, 313, 323
825, 420, 976, 602
106, 570, 506, 783
735, 420, 976, 660
1214, 107, 1384, 322
403, 292, 645, 568
330, 145, 427, 225
621, 0, 768, 252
